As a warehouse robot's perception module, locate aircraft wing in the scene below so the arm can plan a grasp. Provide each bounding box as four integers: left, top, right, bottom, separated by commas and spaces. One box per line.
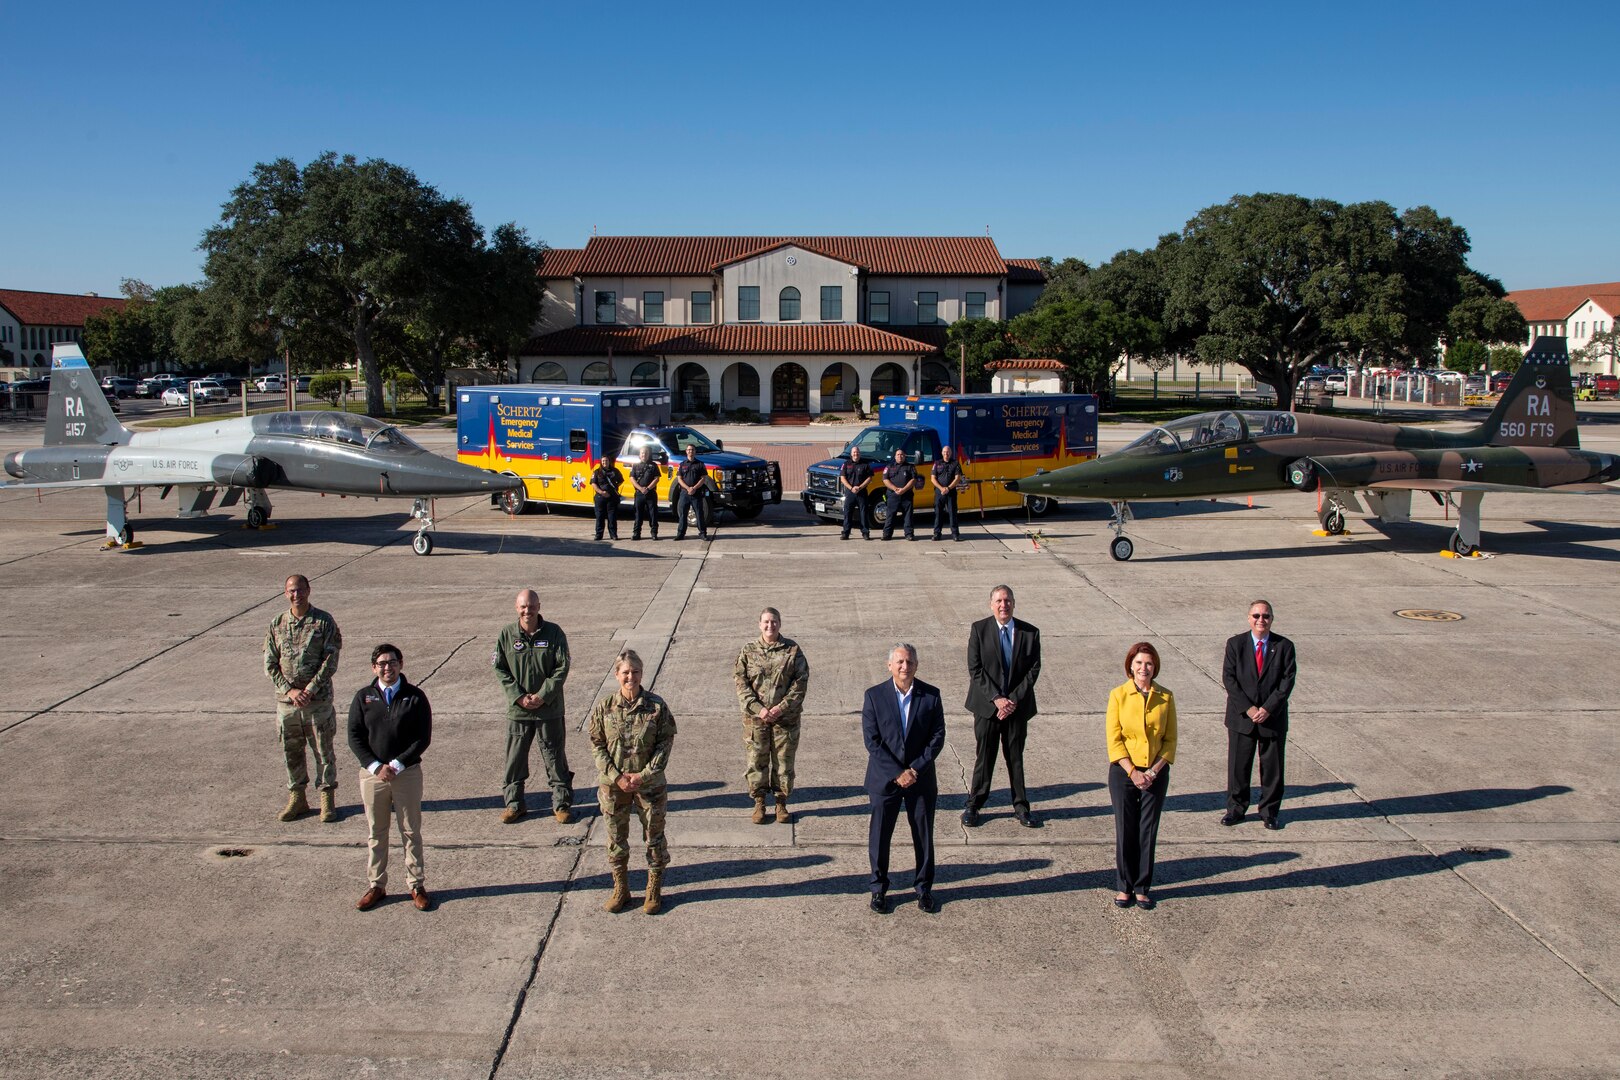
0, 479, 141, 491
1366, 480, 1620, 495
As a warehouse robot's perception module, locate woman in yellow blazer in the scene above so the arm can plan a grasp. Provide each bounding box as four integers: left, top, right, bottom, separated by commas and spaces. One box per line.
1106, 642, 1177, 910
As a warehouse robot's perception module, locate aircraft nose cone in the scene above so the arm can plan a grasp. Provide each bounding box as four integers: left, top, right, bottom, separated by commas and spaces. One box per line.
4, 451, 22, 478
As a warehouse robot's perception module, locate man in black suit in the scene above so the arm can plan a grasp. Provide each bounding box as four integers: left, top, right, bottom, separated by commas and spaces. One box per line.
963, 584, 1042, 828
861, 643, 946, 914
1221, 599, 1297, 830
348, 643, 434, 911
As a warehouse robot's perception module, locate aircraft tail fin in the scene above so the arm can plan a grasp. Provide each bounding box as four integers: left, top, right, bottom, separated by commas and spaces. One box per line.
1472, 337, 1579, 449
45, 344, 133, 447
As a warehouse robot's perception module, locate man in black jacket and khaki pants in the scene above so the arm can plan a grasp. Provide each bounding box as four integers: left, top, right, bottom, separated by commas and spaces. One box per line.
1222, 600, 1297, 830
349, 643, 434, 911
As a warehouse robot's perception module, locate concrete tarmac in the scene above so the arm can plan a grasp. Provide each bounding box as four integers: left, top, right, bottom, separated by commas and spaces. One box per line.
1, 417, 1618, 1078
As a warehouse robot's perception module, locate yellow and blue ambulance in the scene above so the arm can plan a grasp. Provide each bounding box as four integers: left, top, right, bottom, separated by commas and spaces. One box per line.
456, 385, 781, 520
801, 393, 1098, 529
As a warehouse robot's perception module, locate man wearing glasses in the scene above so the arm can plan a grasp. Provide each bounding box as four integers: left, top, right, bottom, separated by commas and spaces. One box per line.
1221, 600, 1297, 830
349, 644, 433, 911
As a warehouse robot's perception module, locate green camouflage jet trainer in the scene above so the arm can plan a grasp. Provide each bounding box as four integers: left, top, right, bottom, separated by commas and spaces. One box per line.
1007, 338, 1619, 559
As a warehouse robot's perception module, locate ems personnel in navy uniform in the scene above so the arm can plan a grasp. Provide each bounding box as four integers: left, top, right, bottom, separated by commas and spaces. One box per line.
591, 459, 624, 541
492, 589, 574, 824
840, 446, 873, 540
629, 445, 661, 540
930, 444, 964, 542
674, 444, 711, 541
881, 448, 921, 541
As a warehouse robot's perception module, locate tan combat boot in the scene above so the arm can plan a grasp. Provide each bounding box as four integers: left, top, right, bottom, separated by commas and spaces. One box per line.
643, 868, 664, 915
775, 795, 791, 824
278, 787, 309, 822
604, 863, 631, 913
751, 794, 767, 824
319, 789, 337, 823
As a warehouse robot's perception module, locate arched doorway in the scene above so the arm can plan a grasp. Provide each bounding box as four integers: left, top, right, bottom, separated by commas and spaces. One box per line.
674, 363, 710, 412
771, 362, 809, 414
921, 360, 954, 394
871, 362, 908, 405
820, 362, 857, 411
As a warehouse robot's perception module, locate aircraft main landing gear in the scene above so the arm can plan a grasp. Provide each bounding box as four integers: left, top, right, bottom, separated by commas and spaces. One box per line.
411, 497, 436, 556
1448, 529, 1476, 557
1108, 500, 1135, 561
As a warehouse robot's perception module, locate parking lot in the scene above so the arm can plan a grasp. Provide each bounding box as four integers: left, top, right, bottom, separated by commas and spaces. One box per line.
1, 415, 1617, 1078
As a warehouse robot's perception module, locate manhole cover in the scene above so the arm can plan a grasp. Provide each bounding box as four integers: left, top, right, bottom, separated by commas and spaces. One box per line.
215, 848, 254, 858
1394, 609, 1463, 622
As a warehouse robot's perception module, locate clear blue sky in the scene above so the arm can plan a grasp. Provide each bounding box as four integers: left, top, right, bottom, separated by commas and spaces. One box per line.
7, 1, 1614, 297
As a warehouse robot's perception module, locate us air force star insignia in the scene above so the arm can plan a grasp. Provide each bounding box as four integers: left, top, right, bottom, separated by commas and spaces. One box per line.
1462, 459, 1482, 473
1164, 468, 1183, 482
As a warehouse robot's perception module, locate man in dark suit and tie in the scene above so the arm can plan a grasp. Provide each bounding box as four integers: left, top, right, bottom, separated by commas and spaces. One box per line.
861, 643, 946, 914
1222, 599, 1297, 830
963, 584, 1042, 828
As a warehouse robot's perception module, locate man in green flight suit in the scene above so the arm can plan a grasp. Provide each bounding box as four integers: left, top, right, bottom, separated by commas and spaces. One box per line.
492, 588, 573, 824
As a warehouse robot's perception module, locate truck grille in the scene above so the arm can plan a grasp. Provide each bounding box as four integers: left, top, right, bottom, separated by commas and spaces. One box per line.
806, 470, 840, 496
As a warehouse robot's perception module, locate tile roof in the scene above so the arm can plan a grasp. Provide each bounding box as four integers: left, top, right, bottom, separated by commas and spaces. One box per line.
986, 358, 1066, 371
1506, 282, 1620, 322
524, 324, 943, 357
0, 289, 128, 326
536, 248, 584, 278
571, 236, 1008, 276
1005, 259, 1046, 283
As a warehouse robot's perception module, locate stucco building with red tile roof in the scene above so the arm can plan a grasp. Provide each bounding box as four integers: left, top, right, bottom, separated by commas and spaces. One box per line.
1506, 281, 1620, 374
0, 289, 128, 380
521, 236, 1045, 417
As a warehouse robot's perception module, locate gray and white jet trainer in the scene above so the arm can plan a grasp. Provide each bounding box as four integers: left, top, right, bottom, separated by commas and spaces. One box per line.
3, 344, 520, 554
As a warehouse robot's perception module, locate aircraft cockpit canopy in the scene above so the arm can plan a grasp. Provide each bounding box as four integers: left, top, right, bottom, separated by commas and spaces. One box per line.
1121, 411, 1249, 455
257, 412, 427, 453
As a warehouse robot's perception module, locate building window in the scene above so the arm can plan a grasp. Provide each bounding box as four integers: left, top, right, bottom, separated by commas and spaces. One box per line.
581, 361, 612, 385
918, 292, 939, 325
738, 286, 760, 321
779, 286, 801, 322
630, 361, 661, 387
643, 292, 664, 324
595, 291, 616, 324
966, 291, 986, 319
692, 291, 712, 323
531, 361, 566, 383
738, 365, 760, 396
870, 291, 890, 324
570, 429, 588, 454
821, 286, 842, 321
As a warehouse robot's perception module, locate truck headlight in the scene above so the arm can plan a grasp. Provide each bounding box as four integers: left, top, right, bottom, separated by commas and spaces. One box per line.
714, 469, 732, 489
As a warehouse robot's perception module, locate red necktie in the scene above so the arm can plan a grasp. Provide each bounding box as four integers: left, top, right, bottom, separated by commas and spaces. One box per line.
1254, 640, 1264, 674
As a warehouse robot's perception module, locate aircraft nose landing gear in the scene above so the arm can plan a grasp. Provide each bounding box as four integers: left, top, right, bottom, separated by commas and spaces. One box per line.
1108, 500, 1135, 561
411, 497, 436, 556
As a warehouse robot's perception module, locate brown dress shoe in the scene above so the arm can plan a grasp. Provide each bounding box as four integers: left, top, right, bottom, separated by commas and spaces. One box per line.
356, 885, 385, 911
501, 806, 526, 824
411, 886, 432, 911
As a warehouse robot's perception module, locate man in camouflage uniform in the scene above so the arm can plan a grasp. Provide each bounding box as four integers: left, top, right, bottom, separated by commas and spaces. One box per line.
492, 588, 574, 824
263, 574, 343, 822
734, 607, 810, 824
589, 649, 677, 914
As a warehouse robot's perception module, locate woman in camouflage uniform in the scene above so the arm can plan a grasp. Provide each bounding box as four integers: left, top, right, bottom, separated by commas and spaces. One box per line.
589, 649, 677, 914
733, 607, 810, 824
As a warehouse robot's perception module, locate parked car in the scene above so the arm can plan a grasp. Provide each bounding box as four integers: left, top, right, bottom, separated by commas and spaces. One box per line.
1490, 372, 1513, 393
256, 375, 285, 393
101, 376, 138, 398
1595, 374, 1620, 398
1433, 370, 1465, 383
295, 375, 312, 392
161, 386, 191, 407
189, 379, 228, 404
1464, 375, 1488, 394
1324, 375, 1348, 394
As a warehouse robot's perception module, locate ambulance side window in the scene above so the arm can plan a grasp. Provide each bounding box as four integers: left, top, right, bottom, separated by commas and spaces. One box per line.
906, 435, 936, 464
569, 429, 588, 455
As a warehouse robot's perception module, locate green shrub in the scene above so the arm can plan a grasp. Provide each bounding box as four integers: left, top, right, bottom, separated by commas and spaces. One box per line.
308, 373, 350, 406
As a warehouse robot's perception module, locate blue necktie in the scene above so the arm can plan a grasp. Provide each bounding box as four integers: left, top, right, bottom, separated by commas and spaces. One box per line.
900, 695, 910, 738
1000, 624, 1013, 691
385, 686, 395, 707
